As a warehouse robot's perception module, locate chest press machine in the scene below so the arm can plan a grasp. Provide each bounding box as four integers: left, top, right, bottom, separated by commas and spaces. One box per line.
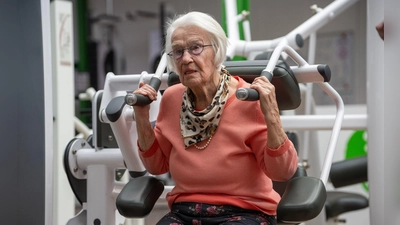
64, 37, 361, 225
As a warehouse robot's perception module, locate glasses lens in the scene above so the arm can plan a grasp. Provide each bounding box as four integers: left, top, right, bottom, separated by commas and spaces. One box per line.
174, 49, 184, 59
170, 44, 208, 59
190, 45, 203, 55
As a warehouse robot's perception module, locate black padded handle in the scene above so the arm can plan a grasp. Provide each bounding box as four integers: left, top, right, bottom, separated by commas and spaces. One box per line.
125, 77, 162, 106
235, 70, 273, 101
125, 93, 153, 106
167, 71, 180, 86
329, 156, 368, 188
106, 96, 126, 122
116, 176, 164, 218
277, 176, 326, 223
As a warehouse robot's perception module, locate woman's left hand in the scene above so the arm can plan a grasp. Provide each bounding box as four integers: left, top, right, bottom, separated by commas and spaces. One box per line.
250, 76, 280, 119
250, 76, 286, 148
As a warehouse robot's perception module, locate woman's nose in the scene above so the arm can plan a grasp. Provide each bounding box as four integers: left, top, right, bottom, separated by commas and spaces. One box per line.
181, 50, 193, 62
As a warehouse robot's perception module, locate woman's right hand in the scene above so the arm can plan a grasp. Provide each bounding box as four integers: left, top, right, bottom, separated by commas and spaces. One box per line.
132, 82, 157, 119
132, 82, 157, 151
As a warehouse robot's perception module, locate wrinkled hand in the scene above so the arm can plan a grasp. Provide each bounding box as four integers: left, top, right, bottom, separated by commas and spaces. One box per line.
250, 76, 280, 118
132, 82, 157, 151
250, 77, 286, 148
132, 82, 157, 119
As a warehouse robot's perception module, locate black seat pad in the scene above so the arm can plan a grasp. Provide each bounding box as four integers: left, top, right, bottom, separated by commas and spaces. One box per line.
325, 191, 369, 219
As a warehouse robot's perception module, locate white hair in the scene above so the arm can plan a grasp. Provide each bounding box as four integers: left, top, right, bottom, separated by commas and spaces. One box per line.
164, 11, 229, 73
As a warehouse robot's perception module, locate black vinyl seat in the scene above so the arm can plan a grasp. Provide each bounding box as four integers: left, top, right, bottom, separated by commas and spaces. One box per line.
325, 191, 368, 219
274, 166, 326, 224
116, 176, 165, 218
325, 156, 369, 220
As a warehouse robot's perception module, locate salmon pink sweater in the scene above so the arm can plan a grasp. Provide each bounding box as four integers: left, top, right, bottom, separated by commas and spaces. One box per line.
139, 76, 298, 216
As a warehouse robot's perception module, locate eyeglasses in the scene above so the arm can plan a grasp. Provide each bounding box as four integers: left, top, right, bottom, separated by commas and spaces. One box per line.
167, 44, 213, 60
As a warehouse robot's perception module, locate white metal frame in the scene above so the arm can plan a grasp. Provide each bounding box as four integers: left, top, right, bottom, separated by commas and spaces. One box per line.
225, 0, 360, 59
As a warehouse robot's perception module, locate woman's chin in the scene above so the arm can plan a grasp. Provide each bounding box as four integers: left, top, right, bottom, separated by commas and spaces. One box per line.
182, 77, 201, 87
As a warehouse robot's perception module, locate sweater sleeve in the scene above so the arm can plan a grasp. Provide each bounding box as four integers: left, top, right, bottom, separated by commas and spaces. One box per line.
247, 102, 298, 182
264, 136, 298, 181
138, 138, 170, 175
234, 76, 298, 181
137, 84, 184, 175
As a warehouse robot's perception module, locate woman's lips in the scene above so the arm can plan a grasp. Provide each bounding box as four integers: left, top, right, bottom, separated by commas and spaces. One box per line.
184, 70, 196, 75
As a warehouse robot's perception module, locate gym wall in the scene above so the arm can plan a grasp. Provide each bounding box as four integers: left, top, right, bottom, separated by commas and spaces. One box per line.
0, 0, 52, 224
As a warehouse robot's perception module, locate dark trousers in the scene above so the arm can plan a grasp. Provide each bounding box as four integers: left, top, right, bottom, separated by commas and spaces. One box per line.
156, 202, 277, 225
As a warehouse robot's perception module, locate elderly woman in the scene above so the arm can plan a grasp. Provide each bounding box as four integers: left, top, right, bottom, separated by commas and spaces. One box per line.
132, 11, 298, 225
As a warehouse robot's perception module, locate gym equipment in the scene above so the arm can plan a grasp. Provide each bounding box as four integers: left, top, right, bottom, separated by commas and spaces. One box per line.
325, 156, 369, 223
64, 42, 343, 224
64, 0, 367, 224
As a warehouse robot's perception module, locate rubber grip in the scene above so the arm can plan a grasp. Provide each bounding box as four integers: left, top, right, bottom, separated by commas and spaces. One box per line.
260, 70, 273, 81
317, 64, 331, 82
125, 93, 152, 106
235, 70, 273, 101
125, 77, 162, 106
148, 77, 162, 90
236, 88, 259, 101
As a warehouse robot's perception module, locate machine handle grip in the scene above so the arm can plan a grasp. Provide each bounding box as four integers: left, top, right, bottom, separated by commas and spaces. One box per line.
125, 93, 152, 106
124, 77, 161, 106
235, 70, 273, 101
236, 88, 259, 101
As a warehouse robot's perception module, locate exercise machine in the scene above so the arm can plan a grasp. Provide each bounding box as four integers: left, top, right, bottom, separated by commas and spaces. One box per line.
64, 0, 367, 224
64, 41, 343, 225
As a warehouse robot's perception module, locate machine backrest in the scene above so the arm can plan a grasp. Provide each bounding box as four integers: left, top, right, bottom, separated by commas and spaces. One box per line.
225, 60, 301, 110
168, 59, 301, 110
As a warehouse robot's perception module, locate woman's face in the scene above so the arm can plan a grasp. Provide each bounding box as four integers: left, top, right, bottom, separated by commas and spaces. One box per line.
170, 25, 218, 89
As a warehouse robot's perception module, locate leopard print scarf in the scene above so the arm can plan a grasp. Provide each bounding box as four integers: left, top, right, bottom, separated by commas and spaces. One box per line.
180, 68, 231, 148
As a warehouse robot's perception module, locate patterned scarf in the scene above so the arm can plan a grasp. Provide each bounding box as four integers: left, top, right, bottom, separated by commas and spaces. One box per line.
180, 68, 231, 148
